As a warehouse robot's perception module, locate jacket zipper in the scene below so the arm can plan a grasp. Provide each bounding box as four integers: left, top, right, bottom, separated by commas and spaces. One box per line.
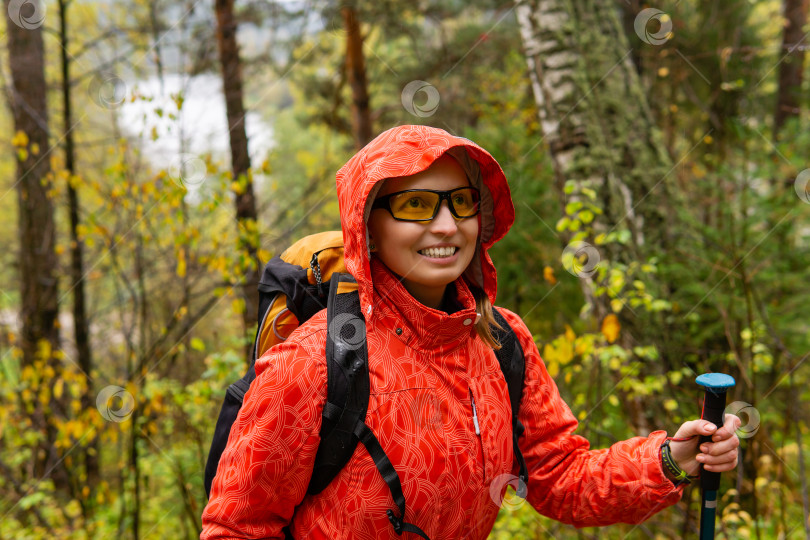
469, 389, 480, 435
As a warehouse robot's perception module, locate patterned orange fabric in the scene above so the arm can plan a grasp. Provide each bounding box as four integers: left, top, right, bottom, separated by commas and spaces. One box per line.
201, 126, 683, 539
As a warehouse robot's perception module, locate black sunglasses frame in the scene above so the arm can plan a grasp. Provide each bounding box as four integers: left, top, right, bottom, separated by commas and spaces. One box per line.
371, 187, 481, 222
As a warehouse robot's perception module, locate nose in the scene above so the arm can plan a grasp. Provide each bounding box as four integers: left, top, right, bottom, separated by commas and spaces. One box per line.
429, 201, 459, 235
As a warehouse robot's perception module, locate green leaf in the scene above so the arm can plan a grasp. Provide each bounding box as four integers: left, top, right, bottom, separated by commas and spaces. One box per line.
564, 201, 583, 215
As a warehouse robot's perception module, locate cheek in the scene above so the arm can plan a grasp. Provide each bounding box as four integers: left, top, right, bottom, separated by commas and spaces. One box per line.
463, 219, 480, 248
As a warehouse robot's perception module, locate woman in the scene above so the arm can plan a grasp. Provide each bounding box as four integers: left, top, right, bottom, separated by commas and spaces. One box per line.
201, 125, 740, 539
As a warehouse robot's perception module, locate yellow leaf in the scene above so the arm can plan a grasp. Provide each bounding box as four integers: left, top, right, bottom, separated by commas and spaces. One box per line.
601, 314, 621, 344
543, 266, 556, 285
547, 360, 559, 378
12, 131, 29, 147
54, 378, 64, 400
608, 395, 619, 407
564, 325, 575, 342
176, 251, 186, 278
542, 343, 555, 363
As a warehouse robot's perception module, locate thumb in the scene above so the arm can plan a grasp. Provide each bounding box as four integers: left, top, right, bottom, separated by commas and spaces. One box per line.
674, 419, 717, 439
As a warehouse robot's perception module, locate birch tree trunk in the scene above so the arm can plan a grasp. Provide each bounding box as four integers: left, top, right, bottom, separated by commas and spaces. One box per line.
215, 0, 261, 361
516, 0, 676, 433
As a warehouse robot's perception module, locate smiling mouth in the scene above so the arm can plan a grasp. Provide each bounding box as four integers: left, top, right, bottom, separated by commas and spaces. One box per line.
419, 246, 458, 258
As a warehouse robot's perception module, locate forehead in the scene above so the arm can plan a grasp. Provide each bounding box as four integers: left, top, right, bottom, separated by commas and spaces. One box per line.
375, 154, 469, 197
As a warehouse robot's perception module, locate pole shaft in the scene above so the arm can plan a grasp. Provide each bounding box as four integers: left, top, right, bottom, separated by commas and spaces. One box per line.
699, 389, 728, 538
699, 490, 718, 540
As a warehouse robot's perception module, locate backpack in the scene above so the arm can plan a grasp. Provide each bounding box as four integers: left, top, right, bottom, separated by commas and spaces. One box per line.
204, 231, 529, 539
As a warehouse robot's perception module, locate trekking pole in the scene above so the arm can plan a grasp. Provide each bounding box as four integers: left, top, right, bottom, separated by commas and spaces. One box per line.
695, 373, 736, 540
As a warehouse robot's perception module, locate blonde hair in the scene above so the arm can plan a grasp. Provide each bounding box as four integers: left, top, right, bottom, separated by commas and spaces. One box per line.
471, 285, 502, 350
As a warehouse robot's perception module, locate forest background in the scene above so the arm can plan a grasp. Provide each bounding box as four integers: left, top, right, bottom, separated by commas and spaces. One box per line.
1, 0, 809, 538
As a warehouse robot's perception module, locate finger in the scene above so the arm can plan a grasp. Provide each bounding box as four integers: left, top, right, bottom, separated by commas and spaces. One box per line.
674, 419, 717, 439
697, 447, 738, 466
712, 414, 742, 441
699, 435, 740, 456
703, 460, 738, 472
700, 451, 739, 472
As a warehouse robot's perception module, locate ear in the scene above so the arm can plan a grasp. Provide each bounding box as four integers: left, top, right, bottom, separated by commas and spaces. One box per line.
367, 231, 377, 252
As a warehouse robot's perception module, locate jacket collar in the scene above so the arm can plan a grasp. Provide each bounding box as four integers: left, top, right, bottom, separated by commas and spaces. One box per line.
369, 259, 479, 353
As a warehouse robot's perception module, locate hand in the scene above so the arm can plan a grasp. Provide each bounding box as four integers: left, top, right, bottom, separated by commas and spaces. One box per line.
668, 414, 742, 477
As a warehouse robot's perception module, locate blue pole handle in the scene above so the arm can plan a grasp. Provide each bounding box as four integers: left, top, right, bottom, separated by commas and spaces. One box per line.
695, 373, 735, 539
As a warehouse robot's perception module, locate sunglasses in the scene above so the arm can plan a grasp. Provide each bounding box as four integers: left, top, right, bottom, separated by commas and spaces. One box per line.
371, 187, 481, 222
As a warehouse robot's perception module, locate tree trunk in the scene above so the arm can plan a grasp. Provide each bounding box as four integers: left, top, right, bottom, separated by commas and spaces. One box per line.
215, 0, 261, 361
774, 0, 809, 135
342, 5, 373, 148
517, 0, 673, 255
4, 0, 63, 480
516, 0, 676, 433
58, 0, 99, 504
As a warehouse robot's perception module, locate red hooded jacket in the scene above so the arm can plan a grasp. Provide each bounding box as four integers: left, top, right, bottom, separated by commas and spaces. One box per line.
201, 125, 683, 539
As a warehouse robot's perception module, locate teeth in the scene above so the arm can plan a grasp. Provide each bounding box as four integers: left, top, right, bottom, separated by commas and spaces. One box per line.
420, 246, 456, 258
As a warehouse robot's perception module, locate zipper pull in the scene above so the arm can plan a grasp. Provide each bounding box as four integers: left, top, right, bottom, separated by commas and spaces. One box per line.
470, 390, 480, 435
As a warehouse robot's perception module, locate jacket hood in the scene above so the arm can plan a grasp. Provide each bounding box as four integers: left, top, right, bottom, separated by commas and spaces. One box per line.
336, 124, 514, 317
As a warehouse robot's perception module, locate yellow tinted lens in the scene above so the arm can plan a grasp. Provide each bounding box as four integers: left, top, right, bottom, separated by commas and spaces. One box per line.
451, 188, 478, 216
389, 191, 439, 220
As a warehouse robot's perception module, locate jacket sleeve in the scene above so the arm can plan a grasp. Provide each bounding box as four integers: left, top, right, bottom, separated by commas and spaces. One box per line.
498, 308, 683, 527
200, 320, 327, 539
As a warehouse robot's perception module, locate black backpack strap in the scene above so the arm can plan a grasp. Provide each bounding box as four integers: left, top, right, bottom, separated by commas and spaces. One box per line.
303, 273, 431, 539
492, 308, 529, 495
353, 422, 430, 539
204, 363, 256, 497
307, 273, 370, 493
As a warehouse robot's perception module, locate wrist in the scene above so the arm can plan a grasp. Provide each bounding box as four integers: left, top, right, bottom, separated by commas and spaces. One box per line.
660, 439, 690, 487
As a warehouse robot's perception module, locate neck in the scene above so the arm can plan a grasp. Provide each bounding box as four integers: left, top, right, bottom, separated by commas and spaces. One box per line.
402, 282, 447, 310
